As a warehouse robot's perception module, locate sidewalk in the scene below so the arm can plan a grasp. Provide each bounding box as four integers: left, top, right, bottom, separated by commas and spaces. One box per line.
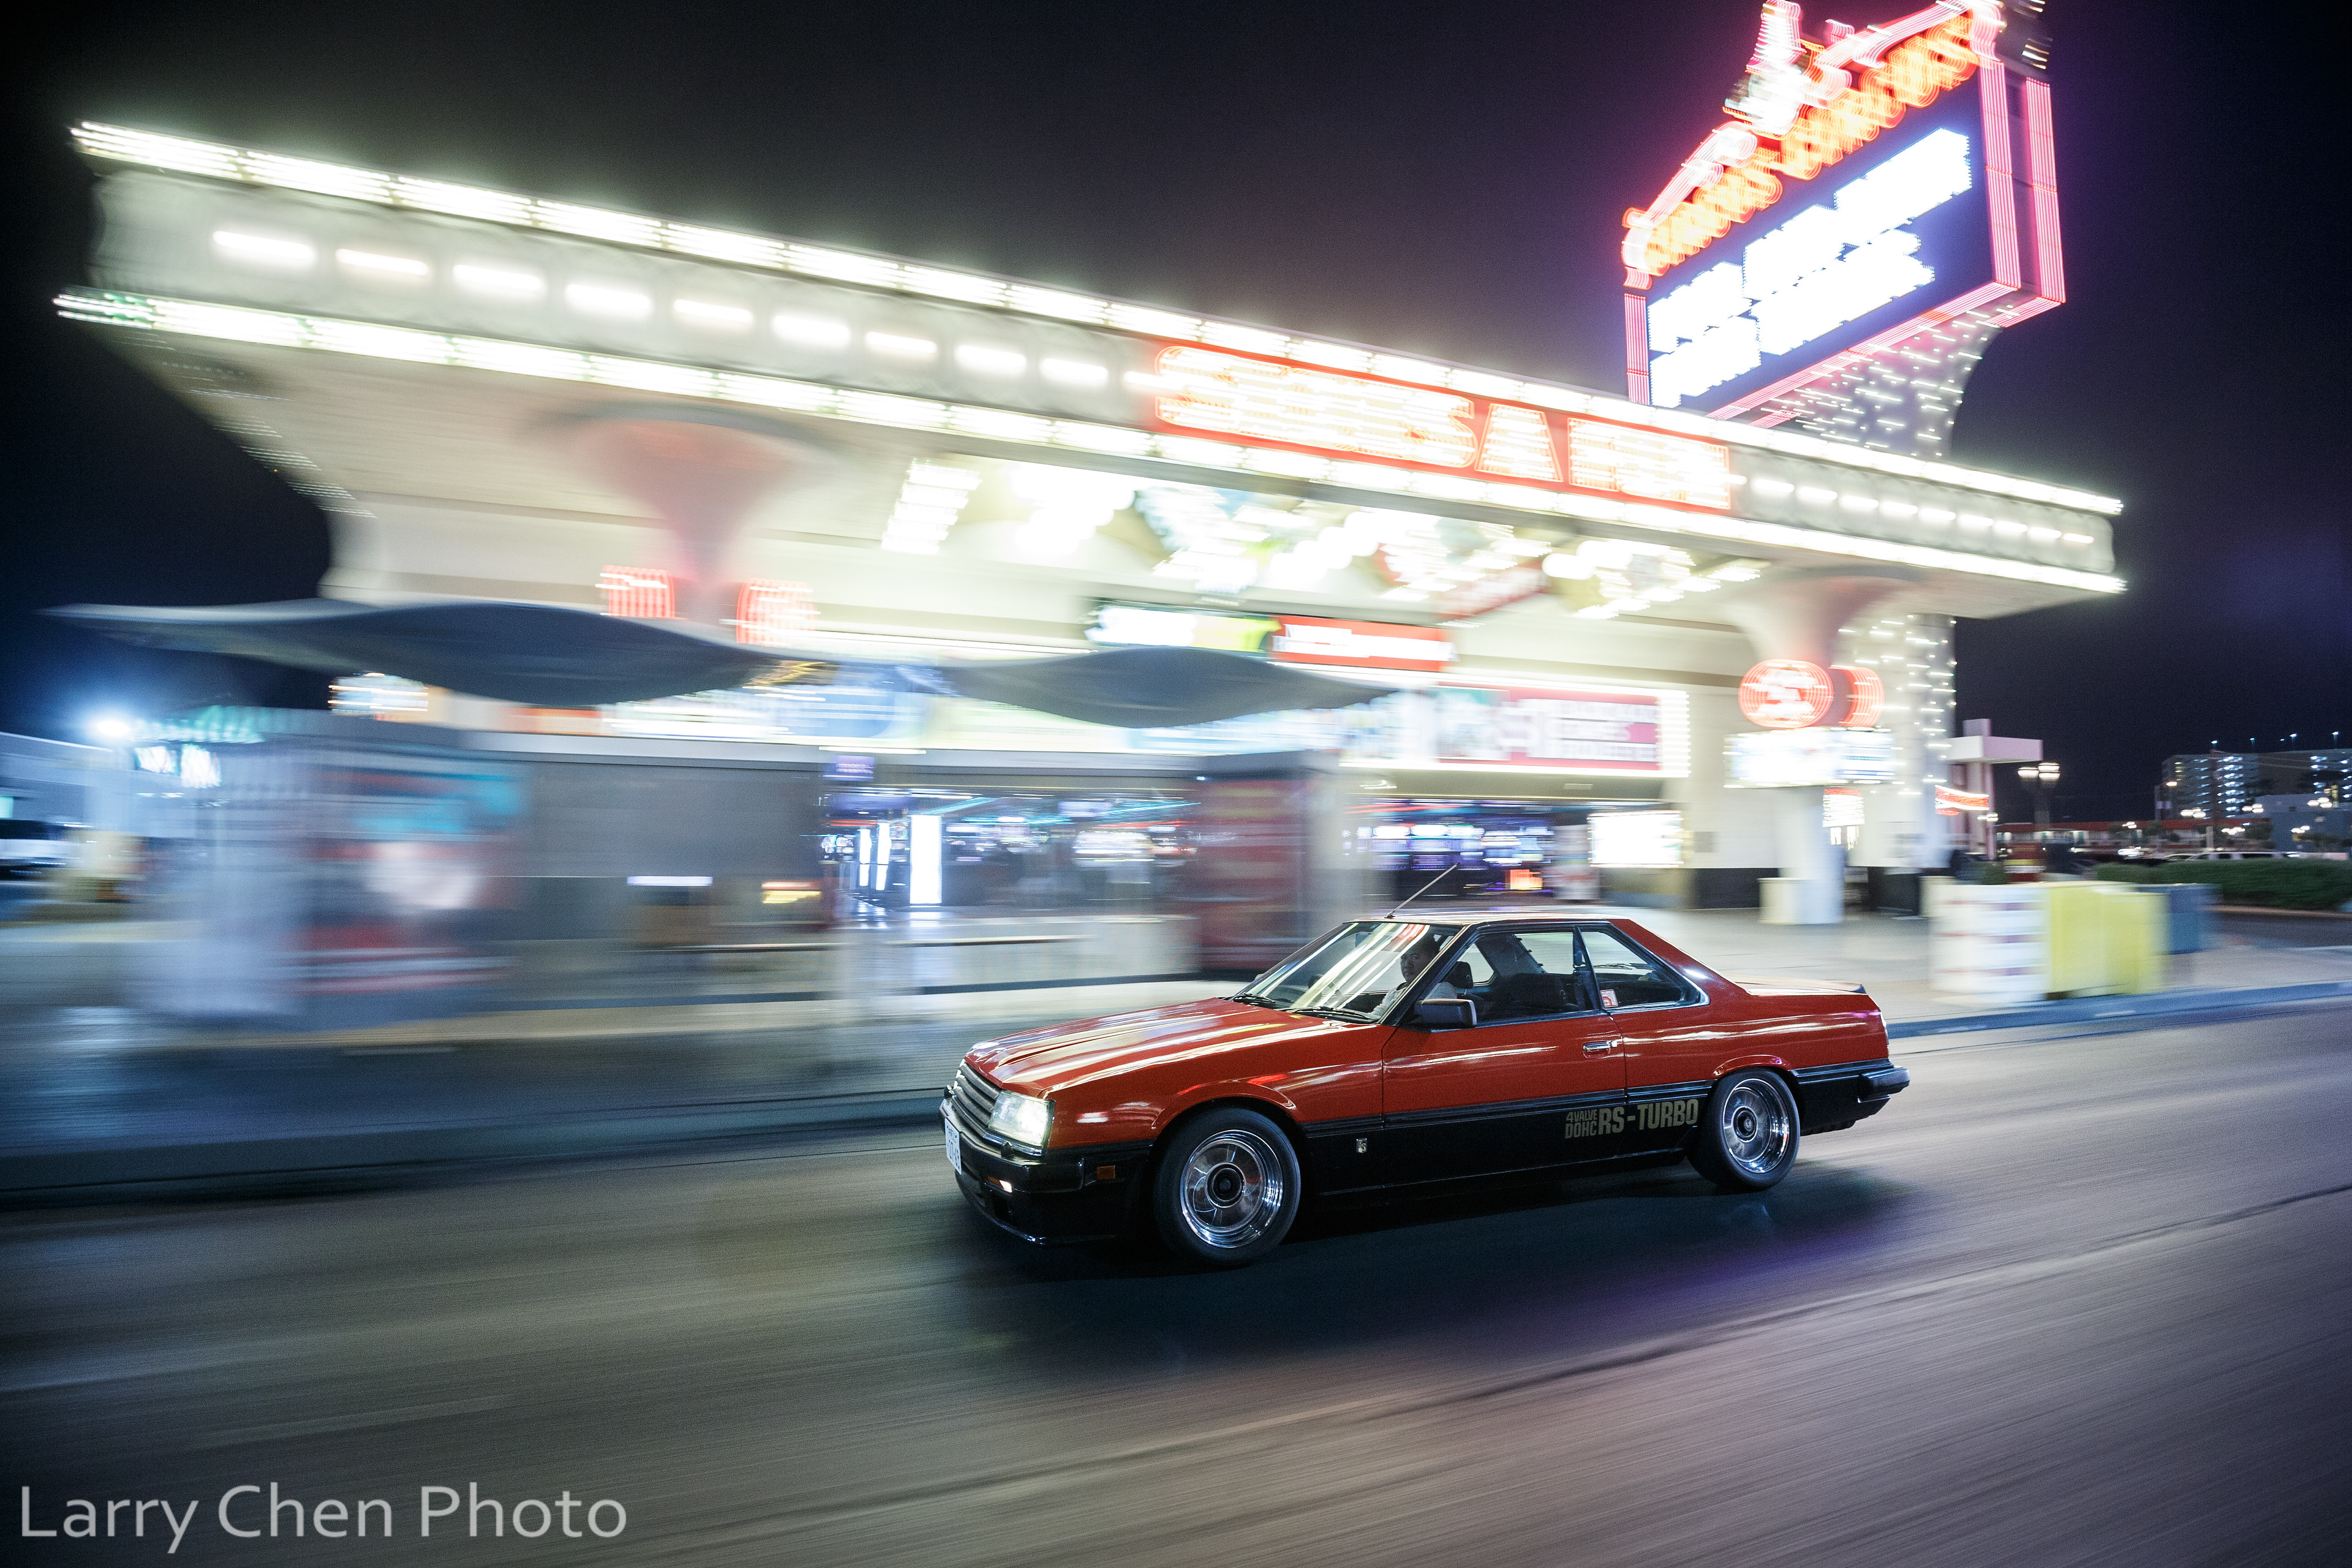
6, 908, 2351, 1199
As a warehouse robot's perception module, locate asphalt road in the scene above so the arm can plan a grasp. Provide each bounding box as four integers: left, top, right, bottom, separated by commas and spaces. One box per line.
6, 1005, 2350, 1566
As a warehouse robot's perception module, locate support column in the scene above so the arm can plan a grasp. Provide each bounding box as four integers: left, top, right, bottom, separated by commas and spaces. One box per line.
564, 404, 830, 628
1716, 565, 1918, 925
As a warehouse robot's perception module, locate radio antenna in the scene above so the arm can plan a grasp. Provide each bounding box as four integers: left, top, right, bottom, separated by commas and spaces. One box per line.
1383, 866, 1455, 919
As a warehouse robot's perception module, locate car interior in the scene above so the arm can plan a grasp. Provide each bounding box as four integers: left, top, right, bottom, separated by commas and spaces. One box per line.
1412, 927, 1692, 1022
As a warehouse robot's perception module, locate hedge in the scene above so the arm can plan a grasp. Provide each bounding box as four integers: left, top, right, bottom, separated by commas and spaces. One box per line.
2092, 859, 2352, 911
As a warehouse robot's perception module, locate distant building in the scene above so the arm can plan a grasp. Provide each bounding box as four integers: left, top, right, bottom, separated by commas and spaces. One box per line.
2165, 748, 2352, 820
2162, 752, 2259, 818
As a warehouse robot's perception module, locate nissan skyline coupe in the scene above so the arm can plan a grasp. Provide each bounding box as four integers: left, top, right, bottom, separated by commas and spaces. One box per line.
943, 914, 1909, 1267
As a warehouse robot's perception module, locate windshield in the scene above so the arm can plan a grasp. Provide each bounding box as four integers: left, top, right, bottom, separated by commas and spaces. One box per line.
1234, 921, 1451, 1019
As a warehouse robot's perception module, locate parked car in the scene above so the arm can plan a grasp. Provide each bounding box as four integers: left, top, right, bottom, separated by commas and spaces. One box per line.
943, 914, 1908, 1267
0, 820, 77, 878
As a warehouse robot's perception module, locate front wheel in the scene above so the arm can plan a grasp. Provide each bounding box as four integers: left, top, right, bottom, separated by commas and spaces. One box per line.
1689, 1070, 1800, 1192
1152, 1107, 1302, 1267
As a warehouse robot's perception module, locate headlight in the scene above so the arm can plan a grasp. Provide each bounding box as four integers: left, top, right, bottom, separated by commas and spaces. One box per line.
986, 1090, 1052, 1153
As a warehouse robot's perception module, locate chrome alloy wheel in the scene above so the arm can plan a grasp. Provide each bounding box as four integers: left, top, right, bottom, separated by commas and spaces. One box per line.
1177, 1129, 1287, 1250
1717, 1079, 1793, 1180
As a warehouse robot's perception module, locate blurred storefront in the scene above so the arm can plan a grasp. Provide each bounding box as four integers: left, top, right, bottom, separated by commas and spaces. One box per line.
61, 99, 2119, 978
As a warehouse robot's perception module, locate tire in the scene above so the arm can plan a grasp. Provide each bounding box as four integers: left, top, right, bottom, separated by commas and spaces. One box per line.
1688, 1069, 1800, 1192
1151, 1107, 1303, 1267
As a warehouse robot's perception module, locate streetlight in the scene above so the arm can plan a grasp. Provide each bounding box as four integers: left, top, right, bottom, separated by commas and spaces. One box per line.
2018, 761, 2060, 834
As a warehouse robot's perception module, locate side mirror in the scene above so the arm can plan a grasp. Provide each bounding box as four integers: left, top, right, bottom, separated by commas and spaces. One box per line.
1417, 997, 1476, 1030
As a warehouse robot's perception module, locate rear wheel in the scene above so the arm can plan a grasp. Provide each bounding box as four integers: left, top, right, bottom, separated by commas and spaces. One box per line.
1152, 1107, 1302, 1268
1689, 1069, 1799, 1191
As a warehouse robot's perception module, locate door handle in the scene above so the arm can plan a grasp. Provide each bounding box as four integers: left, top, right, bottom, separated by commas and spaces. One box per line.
1583, 1038, 1624, 1054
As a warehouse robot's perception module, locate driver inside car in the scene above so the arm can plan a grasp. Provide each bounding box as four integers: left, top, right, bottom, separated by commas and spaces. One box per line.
1400, 933, 1466, 1000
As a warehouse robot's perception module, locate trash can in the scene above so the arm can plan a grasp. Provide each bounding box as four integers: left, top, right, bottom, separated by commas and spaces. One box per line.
2138, 881, 2217, 954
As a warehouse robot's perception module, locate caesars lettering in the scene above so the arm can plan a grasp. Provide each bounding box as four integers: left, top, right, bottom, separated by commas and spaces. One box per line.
1630, 15, 1980, 276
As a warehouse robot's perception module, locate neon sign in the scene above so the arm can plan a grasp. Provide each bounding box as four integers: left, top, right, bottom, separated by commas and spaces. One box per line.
1620, 1, 2062, 420
1152, 345, 1732, 512
1739, 660, 1834, 728
1648, 128, 1970, 407
1155, 345, 1476, 468
1935, 783, 1991, 815
598, 565, 674, 619
1268, 617, 1455, 672
1565, 418, 1733, 509
1838, 663, 1885, 727
1623, 6, 1984, 279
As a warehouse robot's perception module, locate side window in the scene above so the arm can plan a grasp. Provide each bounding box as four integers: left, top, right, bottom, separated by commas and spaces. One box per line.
1462, 929, 1594, 1022
1580, 929, 1694, 1009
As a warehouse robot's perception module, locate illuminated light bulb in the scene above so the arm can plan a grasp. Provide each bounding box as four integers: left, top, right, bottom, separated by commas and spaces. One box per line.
565, 283, 650, 319
336, 249, 427, 277
674, 299, 753, 329
212, 230, 315, 268
955, 344, 1027, 377
1542, 553, 1596, 580
1041, 358, 1109, 388
453, 263, 544, 298
774, 312, 851, 349
1476, 404, 1562, 481
865, 331, 937, 360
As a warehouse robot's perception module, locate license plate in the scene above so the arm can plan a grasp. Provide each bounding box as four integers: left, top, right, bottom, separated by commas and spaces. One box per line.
944, 1118, 962, 1172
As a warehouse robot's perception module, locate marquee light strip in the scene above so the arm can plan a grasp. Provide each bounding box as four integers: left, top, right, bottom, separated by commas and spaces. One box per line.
54, 286, 2122, 597
71, 121, 2119, 518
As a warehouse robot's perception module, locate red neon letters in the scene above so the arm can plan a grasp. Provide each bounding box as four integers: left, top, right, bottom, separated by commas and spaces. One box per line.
1152, 346, 1732, 512
1740, 660, 1885, 729
1740, 660, 1836, 729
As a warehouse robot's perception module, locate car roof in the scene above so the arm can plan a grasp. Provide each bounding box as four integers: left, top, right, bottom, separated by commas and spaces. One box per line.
1377, 911, 1619, 927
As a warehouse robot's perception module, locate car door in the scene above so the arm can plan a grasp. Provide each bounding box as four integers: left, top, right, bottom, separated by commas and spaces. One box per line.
1381, 927, 1630, 1184
1577, 923, 1720, 1155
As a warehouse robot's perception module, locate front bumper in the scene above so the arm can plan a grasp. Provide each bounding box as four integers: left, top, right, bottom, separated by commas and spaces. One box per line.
943, 1101, 1152, 1245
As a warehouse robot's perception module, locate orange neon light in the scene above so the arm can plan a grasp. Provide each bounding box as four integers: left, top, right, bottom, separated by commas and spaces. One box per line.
1833, 663, 1885, 727
735, 579, 816, 645
598, 565, 674, 619
1936, 783, 1991, 815
1566, 418, 1733, 511
1739, 660, 1835, 729
1625, 15, 1978, 279
1476, 403, 1562, 482
1150, 345, 1731, 510
1154, 345, 1476, 468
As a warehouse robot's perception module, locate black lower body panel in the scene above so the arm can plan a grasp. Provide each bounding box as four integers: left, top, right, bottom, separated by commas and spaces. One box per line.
1792, 1058, 1909, 1134
943, 1101, 1151, 1244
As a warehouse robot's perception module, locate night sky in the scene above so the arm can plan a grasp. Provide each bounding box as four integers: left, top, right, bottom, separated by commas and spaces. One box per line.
2, 0, 2341, 822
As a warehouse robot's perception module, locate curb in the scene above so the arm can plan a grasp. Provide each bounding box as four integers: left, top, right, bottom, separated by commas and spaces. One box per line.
1887, 979, 2352, 1039
0, 1088, 946, 1204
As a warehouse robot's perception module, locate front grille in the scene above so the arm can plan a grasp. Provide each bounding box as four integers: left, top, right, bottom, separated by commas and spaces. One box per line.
948, 1063, 1002, 1139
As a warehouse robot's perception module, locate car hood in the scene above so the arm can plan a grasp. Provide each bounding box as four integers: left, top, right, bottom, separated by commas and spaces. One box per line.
965, 997, 1355, 1095
1727, 974, 1869, 997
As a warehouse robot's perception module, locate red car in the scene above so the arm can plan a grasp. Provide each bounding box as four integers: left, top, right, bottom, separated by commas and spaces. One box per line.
943, 914, 1909, 1267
